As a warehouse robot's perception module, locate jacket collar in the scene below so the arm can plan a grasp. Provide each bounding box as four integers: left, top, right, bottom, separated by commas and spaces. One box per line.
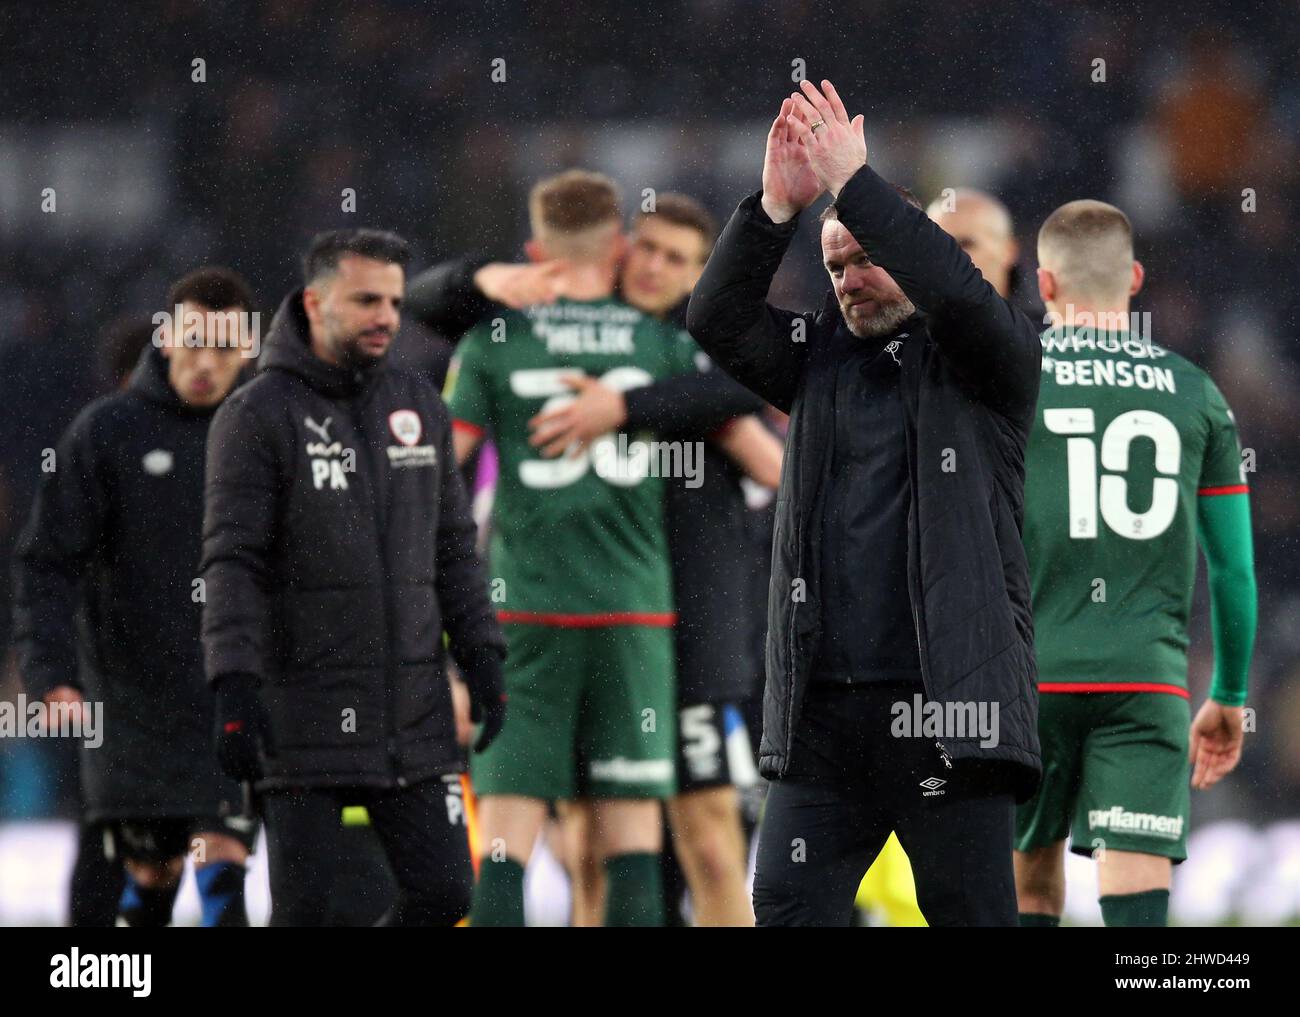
815, 292, 926, 349
815, 288, 840, 327
259, 289, 384, 398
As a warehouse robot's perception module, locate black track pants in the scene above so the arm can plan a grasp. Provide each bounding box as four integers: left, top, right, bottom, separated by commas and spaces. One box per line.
753, 682, 1017, 927
263, 776, 472, 927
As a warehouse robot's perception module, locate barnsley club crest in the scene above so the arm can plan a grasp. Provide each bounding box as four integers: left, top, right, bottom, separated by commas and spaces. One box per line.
388, 410, 422, 447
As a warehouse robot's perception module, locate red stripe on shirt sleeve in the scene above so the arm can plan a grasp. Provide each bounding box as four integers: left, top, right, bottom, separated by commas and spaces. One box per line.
1198, 484, 1249, 496
452, 418, 485, 438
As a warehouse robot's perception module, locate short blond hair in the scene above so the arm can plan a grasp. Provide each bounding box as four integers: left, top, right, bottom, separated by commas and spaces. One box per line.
1037, 200, 1134, 303
528, 170, 623, 261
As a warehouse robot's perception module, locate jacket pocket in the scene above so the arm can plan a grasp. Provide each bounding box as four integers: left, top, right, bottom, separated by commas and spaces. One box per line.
262, 667, 383, 752
393, 662, 457, 770
390, 580, 439, 665
283, 586, 384, 671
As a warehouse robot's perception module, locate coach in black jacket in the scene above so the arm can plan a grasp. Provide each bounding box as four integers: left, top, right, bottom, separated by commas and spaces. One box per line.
687, 82, 1041, 926
200, 229, 506, 926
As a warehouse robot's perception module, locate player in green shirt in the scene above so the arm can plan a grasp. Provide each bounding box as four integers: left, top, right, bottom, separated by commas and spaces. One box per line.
445, 170, 698, 926
1015, 200, 1257, 927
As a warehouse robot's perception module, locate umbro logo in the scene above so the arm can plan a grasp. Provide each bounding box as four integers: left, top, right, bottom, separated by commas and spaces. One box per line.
920, 777, 947, 797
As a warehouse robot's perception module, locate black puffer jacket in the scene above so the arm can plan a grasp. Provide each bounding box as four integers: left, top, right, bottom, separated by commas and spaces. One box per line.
200, 291, 504, 791
687, 166, 1043, 801
13, 344, 238, 819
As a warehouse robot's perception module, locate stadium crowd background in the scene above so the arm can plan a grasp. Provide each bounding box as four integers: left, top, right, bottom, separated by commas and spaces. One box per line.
1, 0, 1297, 922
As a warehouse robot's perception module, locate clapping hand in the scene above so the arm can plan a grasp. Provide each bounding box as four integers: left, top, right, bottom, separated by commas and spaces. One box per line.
785, 79, 868, 199
761, 96, 825, 223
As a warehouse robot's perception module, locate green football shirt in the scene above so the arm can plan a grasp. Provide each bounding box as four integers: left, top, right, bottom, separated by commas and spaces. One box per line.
1023, 325, 1247, 691
444, 297, 698, 623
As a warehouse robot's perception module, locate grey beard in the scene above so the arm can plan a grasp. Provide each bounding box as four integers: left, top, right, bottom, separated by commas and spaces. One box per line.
844, 296, 915, 339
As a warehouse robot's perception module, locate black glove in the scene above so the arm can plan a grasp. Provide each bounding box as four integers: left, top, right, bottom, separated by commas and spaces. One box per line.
459, 648, 508, 753
213, 672, 271, 781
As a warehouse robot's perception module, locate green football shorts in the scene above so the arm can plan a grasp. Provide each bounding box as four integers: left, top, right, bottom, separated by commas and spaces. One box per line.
470, 623, 677, 800
1015, 691, 1191, 862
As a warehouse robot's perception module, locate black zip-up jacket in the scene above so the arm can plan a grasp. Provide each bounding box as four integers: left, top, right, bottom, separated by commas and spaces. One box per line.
405, 260, 767, 704
200, 291, 505, 791
13, 344, 238, 819
686, 165, 1043, 800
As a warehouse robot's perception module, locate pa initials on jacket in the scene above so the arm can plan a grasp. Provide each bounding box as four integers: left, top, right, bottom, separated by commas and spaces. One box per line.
303, 413, 353, 489
311, 454, 351, 490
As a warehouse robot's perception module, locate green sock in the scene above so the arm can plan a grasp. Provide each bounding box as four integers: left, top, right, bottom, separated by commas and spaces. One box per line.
1100, 889, 1169, 927
604, 852, 663, 927
470, 857, 526, 927
1019, 912, 1061, 927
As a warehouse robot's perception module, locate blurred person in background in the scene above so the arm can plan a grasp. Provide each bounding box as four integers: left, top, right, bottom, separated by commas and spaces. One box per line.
3, 313, 151, 926
446, 171, 703, 926
13, 269, 259, 927
410, 193, 780, 925
535, 196, 775, 928
61, 314, 153, 926
927, 189, 1022, 311
1154, 31, 1268, 224
1015, 200, 1256, 927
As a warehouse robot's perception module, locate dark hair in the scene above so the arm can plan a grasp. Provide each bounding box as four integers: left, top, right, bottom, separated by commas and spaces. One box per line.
166, 266, 255, 312
637, 192, 719, 259
819, 182, 923, 223
303, 228, 411, 284
100, 315, 156, 388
